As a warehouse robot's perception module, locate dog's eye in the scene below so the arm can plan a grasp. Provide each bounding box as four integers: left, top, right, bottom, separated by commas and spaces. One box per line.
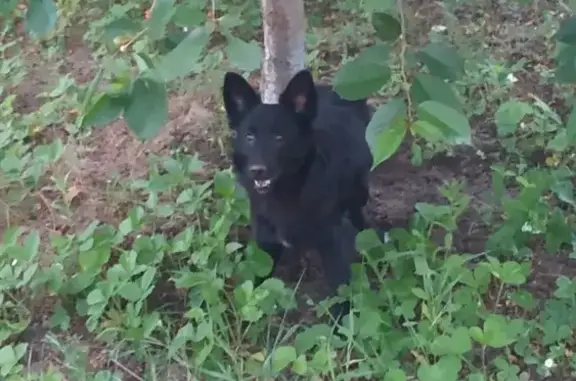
246, 133, 255, 143
230, 130, 237, 138
275, 135, 283, 143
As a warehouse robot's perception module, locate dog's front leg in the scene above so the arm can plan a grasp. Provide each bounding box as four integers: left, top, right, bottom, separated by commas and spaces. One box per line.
315, 219, 356, 324
251, 213, 285, 287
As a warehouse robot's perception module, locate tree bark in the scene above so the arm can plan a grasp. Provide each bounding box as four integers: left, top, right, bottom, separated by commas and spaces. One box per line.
260, 0, 306, 104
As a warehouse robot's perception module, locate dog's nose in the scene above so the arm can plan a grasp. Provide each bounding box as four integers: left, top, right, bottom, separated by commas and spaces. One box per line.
249, 165, 267, 178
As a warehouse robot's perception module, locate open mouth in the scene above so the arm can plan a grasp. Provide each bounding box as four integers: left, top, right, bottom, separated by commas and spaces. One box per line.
253, 179, 272, 193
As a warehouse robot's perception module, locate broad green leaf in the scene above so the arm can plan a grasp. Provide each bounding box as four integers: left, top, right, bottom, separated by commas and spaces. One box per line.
119, 282, 142, 302
372, 12, 401, 42
415, 202, 454, 229
26, 0, 58, 37
173, 3, 205, 28
226, 36, 262, 72
553, 275, 576, 299
418, 42, 465, 81
565, 106, 576, 143
430, 327, 472, 356
555, 44, 576, 84
86, 289, 106, 305
550, 179, 575, 206
124, 77, 168, 140
363, 0, 395, 12
351, 43, 391, 63
495, 261, 527, 285
494, 100, 532, 137
410, 73, 463, 112
481, 314, 517, 348
556, 17, 576, 45
417, 356, 461, 381
385, 368, 407, 381
333, 48, 391, 100
509, 290, 536, 310
82, 93, 127, 128
545, 209, 572, 252
147, 0, 176, 40
417, 101, 471, 145
271, 346, 297, 373
156, 26, 210, 82
0, 0, 18, 15
411, 120, 445, 143
104, 17, 141, 43
548, 130, 569, 152
292, 355, 308, 375
0, 346, 16, 366
22, 230, 40, 259
365, 98, 407, 168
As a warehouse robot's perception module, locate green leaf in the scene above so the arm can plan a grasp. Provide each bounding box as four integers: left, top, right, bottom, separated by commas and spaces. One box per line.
385, 368, 407, 381
372, 12, 401, 42
480, 314, 517, 348
545, 209, 572, 252
173, 3, 206, 28
365, 98, 407, 168
555, 44, 576, 84
494, 100, 532, 137
551, 179, 575, 207
411, 120, 446, 143
495, 262, 527, 285
22, 230, 40, 260
417, 356, 461, 381
124, 77, 168, 140
417, 101, 471, 145
509, 290, 536, 311
333, 47, 391, 100
363, 0, 395, 12
156, 26, 210, 82
430, 327, 472, 356
292, 354, 308, 375
104, 17, 141, 42
271, 346, 297, 373
0, 345, 17, 366
119, 282, 142, 302
147, 0, 176, 40
82, 93, 127, 128
556, 17, 576, 45
172, 227, 194, 253
418, 42, 465, 81
410, 73, 463, 112
565, 106, 576, 144
0, 0, 18, 15
86, 289, 106, 305
415, 202, 454, 229
554, 275, 576, 298
26, 0, 58, 37
226, 36, 262, 72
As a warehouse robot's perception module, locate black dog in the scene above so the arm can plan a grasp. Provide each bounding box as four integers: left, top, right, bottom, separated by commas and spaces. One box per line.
222, 69, 374, 323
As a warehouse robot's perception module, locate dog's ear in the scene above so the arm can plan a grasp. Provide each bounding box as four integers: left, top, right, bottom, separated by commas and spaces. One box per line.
222, 72, 260, 128
279, 69, 317, 122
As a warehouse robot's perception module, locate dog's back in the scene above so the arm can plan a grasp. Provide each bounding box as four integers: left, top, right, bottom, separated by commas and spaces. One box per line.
313, 85, 373, 177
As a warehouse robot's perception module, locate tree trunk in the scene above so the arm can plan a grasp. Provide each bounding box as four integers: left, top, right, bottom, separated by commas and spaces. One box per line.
260, 0, 306, 104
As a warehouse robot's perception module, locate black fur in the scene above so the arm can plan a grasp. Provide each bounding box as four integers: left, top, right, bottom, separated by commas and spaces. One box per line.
222, 69, 374, 323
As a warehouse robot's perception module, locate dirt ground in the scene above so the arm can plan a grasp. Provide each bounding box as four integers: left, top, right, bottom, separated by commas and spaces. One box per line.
8, 0, 576, 378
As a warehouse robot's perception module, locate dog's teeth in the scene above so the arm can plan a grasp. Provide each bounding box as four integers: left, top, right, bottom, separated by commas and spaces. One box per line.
254, 179, 271, 188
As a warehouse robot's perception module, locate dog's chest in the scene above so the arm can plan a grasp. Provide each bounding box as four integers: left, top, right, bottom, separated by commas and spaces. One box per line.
254, 198, 319, 248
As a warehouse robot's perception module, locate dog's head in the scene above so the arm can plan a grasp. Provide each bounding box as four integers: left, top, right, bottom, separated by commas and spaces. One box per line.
222, 70, 317, 195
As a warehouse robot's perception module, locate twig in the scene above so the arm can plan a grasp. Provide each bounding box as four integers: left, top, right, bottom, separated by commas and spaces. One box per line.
396, 0, 413, 123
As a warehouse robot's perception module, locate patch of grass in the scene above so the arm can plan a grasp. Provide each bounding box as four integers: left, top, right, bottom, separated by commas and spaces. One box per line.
1, 0, 576, 380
